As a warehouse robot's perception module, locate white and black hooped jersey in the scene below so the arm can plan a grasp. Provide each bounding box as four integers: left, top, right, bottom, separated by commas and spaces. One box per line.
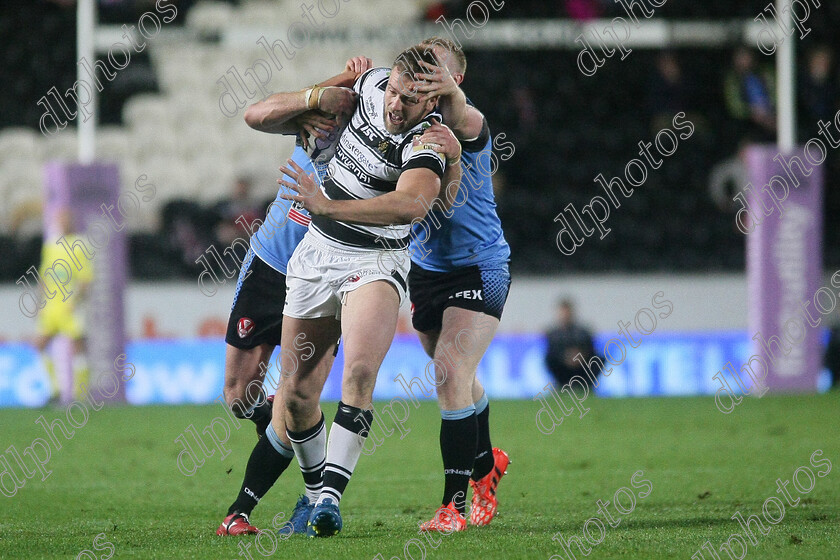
310, 67, 446, 250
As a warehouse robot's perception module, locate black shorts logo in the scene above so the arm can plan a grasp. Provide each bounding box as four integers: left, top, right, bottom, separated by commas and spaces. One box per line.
238, 317, 255, 338
449, 289, 483, 301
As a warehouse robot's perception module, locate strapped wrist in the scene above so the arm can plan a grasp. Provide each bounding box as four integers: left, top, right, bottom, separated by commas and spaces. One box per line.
305, 86, 322, 110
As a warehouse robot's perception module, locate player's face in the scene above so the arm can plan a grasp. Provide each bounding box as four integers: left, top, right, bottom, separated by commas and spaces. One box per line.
384, 69, 435, 134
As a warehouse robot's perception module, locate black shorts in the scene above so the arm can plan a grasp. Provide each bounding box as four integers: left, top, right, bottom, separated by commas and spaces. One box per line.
408, 263, 511, 333
225, 250, 286, 349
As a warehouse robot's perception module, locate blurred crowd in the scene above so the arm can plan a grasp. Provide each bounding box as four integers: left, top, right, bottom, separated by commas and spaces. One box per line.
3, 1, 840, 280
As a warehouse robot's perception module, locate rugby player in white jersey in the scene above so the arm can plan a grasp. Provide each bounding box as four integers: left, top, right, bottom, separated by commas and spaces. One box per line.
216, 58, 371, 536
253, 45, 463, 537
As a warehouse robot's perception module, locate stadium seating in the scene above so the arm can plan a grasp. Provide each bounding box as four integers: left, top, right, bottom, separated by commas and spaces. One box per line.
0, 0, 837, 280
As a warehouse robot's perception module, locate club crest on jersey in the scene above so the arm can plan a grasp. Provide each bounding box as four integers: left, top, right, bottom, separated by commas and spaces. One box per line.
238, 317, 255, 338
347, 269, 378, 284
378, 140, 389, 153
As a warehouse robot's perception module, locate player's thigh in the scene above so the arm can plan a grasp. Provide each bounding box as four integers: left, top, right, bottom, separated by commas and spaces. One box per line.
279, 315, 341, 399
416, 329, 440, 358
63, 312, 85, 340
433, 310, 498, 410
340, 280, 401, 405
407, 262, 447, 357
435, 264, 509, 380
223, 343, 274, 404
441, 308, 499, 373
38, 306, 66, 342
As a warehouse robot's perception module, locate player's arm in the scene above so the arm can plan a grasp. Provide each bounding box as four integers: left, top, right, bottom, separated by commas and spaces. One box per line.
417, 121, 463, 211
413, 61, 484, 142
278, 165, 441, 226
277, 123, 462, 225
243, 57, 371, 134
243, 86, 358, 134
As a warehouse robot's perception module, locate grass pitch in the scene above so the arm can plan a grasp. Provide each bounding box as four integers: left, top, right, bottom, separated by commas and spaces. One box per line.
1, 393, 838, 559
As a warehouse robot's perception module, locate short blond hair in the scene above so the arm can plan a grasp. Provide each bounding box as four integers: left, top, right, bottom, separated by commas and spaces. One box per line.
421, 36, 467, 74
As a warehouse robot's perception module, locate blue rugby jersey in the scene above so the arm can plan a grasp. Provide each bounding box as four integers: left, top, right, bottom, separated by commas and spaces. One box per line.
251, 145, 325, 274
409, 118, 510, 272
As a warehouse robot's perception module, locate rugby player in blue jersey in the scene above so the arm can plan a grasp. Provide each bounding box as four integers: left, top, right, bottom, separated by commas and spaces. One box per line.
216, 57, 371, 536
409, 37, 513, 533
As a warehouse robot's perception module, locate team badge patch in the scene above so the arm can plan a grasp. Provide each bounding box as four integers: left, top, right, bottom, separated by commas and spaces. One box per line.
347, 270, 378, 285
378, 140, 389, 153
238, 317, 255, 338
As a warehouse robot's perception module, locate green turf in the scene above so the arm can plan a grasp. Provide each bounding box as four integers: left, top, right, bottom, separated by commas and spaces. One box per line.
1, 392, 838, 559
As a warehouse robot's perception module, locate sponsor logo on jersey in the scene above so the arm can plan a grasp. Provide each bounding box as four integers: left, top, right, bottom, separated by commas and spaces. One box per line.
238, 317, 255, 338
411, 134, 445, 160
358, 122, 379, 142
364, 97, 378, 118
449, 290, 483, 301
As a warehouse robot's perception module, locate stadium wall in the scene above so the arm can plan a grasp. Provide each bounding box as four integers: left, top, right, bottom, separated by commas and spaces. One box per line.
0, 273, 750, 340
5, 330, 824, 408
3, 274, 832, 408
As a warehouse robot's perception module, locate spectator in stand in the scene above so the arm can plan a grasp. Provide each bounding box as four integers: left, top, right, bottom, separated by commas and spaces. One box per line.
161, 199, 217, 271
512, 86, 537, 133
545, 299, 599, 388
723, 47, 776, 142
799, 46, 837, 138
646, 52, 695, 131
211, 176, 266, 247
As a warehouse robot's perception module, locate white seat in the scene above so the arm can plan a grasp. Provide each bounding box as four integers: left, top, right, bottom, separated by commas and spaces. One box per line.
153, 46, 209, 93
234, 0, 295, 25
123, 95, 170, 130
3, 188, 43, 237
139, 155, 192, 205
129, 124, 178, 162
186, 153, 237, 202
340, 0, 421, 25
0, 127, 43, 165
179, 122, 227, 161
0, 164, 44, 220
95, 126, 131, 162
41, 130, 79, 163
186, 1, 236, 33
